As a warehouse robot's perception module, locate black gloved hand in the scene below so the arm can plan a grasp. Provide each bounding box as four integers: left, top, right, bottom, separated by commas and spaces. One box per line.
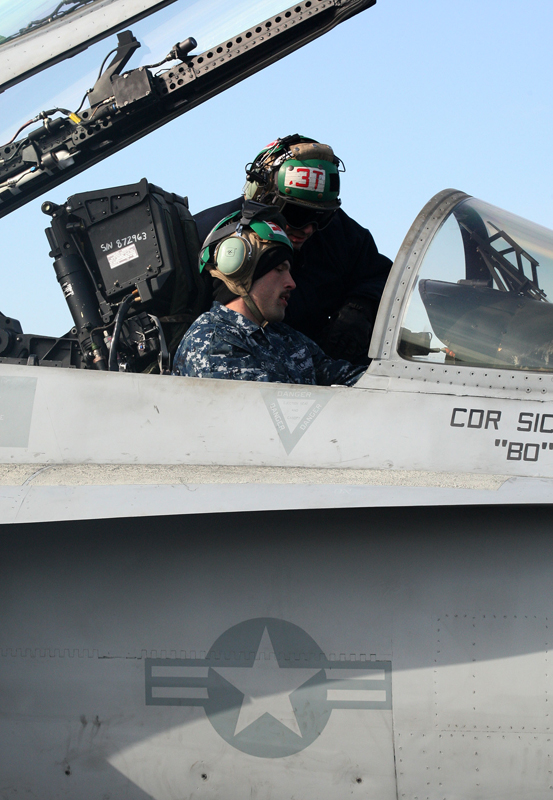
318, 301, 376, 364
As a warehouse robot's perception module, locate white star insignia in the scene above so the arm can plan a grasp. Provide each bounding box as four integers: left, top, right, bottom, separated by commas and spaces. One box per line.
213, 627, 320, 736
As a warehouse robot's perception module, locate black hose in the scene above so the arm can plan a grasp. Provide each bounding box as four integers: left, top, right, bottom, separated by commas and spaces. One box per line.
108, 293, 135, 371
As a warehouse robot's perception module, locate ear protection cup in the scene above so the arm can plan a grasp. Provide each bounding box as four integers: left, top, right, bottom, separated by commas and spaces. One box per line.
214, 237, 250, 275
208, 229, 272, 294
199, 204, 293, 298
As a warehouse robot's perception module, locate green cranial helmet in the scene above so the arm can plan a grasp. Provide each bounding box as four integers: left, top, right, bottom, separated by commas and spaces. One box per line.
199, 202, 293, 326
244, 135, 344, 230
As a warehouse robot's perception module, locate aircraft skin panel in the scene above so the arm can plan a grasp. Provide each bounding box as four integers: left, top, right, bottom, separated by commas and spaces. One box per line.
1, 475, 553, 524
1, 362, 553, 479
1, 505, 553, 798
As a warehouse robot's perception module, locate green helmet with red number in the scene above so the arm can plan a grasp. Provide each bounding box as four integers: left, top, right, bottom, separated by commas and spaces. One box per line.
244, 135, 343, 230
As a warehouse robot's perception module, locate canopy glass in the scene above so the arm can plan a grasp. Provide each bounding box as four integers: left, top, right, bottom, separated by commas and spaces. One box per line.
400, 197, 553, 372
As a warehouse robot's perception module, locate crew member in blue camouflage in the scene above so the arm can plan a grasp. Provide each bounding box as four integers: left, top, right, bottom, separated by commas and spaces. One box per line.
172, 203, 367, 386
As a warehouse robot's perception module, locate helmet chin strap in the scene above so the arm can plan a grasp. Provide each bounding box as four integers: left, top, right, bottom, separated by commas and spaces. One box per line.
242, 292, 268, 328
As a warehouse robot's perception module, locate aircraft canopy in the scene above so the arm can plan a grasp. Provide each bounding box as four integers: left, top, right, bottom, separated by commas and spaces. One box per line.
399, 196, 553, 372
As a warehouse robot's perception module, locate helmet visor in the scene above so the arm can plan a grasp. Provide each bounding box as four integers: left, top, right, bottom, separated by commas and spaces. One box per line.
279, 202, 337, 231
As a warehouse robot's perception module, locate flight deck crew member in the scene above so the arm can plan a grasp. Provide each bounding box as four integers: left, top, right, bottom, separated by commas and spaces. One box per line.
193, 135, 392, 365
173, 205, 366, 387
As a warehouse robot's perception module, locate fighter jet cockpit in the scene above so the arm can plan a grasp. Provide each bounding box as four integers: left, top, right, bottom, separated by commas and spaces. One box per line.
397, 194, 553, 372
1, 0, 552, 384
3, 185, 553, 381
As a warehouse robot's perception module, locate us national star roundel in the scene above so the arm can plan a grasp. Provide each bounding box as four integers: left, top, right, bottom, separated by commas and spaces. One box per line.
205, 619, 327, 757
145, 617, 392, 759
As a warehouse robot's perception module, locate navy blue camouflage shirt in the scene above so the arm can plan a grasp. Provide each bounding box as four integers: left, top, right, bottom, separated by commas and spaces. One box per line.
173, 303, 366, 386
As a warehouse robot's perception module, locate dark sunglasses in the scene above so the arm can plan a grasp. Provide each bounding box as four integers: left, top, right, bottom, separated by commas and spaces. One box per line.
279, 202, 337, 231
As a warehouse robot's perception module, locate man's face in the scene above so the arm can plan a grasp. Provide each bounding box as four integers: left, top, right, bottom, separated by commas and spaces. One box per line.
284, 223, 316, 251
249, 260, 296, 323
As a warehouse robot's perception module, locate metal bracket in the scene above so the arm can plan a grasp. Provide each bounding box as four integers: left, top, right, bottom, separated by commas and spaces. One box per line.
87, 30, 141, 108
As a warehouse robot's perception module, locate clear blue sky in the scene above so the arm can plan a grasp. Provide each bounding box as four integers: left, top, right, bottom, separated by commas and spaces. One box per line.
1, 0, 552, 335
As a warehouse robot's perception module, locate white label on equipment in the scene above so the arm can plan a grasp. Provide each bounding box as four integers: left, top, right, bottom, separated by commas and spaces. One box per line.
107, 243, 139, 269
286, 166, 326, 193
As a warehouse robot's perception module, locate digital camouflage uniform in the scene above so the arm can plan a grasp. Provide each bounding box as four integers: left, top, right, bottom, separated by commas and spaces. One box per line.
172, 302, 366, 386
